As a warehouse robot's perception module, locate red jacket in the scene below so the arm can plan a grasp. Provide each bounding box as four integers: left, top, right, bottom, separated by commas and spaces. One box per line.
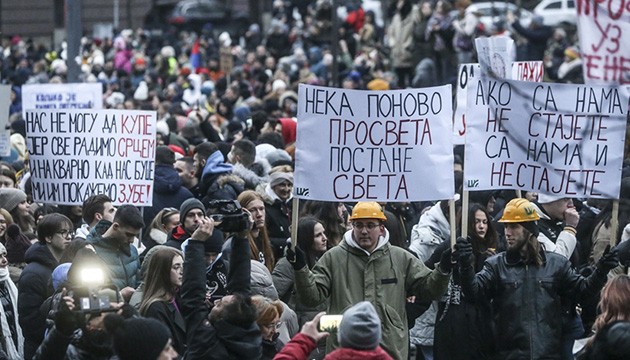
274, 333, 393, 360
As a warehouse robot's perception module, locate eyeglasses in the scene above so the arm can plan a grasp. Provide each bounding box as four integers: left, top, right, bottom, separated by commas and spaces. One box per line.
263, 322, 283, 330
352, 222, 381, 231
56, 229, 75, 238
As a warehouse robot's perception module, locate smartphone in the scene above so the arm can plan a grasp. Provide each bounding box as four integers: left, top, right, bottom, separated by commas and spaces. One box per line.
318, 314, 343, 331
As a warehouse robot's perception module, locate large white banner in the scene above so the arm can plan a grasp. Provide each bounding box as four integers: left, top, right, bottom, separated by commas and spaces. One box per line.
25, 109, 157, 206
464, 80, 628, 199
0, 86, 11, 156
295, 84, 455, 202
577, 0, 630, 85
22, 83, 103, 118
454, 61, 544, 144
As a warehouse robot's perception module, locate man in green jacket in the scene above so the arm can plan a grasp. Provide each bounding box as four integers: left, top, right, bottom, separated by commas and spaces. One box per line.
289, 201, 452, 360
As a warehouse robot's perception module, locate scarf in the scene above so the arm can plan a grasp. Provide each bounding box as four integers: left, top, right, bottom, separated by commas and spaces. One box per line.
0, 266, 23, 359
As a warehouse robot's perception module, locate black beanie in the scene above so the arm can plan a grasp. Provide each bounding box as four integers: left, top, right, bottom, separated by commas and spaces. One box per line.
204, 229, 224, 253
179, 198, 204, 222
105, 314, 171, 360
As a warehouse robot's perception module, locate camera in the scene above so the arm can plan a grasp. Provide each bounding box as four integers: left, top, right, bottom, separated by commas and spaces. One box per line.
318, 314, 343, 332
69, 268, 121, 314
205, 200, 251, 233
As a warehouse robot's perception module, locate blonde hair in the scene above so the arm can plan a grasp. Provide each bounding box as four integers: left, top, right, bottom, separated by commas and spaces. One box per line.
251, 295, 283, 327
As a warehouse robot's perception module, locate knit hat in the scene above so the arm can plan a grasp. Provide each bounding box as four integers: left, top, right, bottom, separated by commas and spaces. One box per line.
0, 188, 27, 213
269, 172, 293, 188
337, 301, 382, 350
5, 224, 31, 264
155, 145, 175, 165
266, 149, 292, 167
105, 314, 171, 360
204, 231, 224, 253
179, 198, 204, 222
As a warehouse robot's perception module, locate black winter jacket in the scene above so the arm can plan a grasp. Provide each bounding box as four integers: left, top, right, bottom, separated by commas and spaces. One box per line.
143, 164, 193, 227
460, 250, 609, 360
181, 236, 262, 359
18, 243, 58, 346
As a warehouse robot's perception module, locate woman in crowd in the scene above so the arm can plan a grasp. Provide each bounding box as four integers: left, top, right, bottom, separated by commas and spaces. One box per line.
143, 208, 180, 253
238, 190, 275, 273
139, 246, 186, 356
300, 201, 348, 248
429, 203, 498, 359
0, 188, 35, 236
0, 209, 12, 245
251, 295, 284, 360
0, 241, 23, 358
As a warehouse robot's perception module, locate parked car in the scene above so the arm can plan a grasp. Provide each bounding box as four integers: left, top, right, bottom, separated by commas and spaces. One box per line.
465, 2, 533, 30
534, 0, 577, 26
167, 0, 249, 36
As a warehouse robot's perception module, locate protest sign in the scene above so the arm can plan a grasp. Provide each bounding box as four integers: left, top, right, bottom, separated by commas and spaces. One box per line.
25, 109, 156, 206
454, 61, 544, 144
294, 84, 455, 202
577, 0, 630, 85
0, 86, 11, 157
475, 36, 515, 79
21, 83, 103, 118
464, 80, 628, 199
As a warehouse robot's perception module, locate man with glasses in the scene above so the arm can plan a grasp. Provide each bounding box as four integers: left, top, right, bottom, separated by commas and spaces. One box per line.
18, 213, 73, 358
288, 201, 452, 360
87, 205, 144, 302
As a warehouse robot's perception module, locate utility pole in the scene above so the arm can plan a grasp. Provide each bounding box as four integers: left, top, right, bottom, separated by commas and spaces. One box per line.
66, 0, 82, 83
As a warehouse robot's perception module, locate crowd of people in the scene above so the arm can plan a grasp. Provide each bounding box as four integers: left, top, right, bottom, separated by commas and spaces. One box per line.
0, 0, 626, 359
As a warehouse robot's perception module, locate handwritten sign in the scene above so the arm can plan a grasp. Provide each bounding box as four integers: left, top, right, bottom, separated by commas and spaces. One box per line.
25, 109, 157, 206
577, 0, 630, 85
454, 61, 544, 144
475, 36, 515, 79
22, 83, 103, 118
0, 86, 10, 156
464, 80, 628, 199
294, 84, 455, 202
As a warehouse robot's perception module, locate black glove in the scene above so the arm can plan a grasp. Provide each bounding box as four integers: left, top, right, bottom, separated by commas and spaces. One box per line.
438, 247, 453, 273
454, 237, 473, 266
597, 245, 620, 273
54, 292, 80, 336
286, 245, 307, 270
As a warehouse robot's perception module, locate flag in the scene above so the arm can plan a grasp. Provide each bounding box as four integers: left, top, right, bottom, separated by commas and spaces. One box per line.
190, 39, 200, 72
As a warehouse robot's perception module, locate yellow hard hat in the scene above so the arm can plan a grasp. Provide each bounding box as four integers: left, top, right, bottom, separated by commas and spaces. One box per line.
499, 198, 540, 223
349, 202, 387, 221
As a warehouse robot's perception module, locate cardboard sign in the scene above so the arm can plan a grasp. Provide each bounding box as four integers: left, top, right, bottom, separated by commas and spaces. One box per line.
454, 61, 544, 144
577, 0, 630, 85
22, 83, 103, 118
25, 109, 157, 206
294, 84, 455, 202
464, 79, 628, 199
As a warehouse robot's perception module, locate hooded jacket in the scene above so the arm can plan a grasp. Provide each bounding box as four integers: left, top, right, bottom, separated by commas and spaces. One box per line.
143, 164, 193, 227
199, 151, 244, 202
294, 230, 449, 360
87, 221, 139, 290
18, 242, 58, 346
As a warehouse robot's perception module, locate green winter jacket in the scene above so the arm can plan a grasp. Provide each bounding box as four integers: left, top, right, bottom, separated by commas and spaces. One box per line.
294, 230, 449, 360
87, 220, 140, 290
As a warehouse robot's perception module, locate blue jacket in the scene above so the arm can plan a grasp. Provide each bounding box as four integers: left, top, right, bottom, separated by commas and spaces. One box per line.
87, 220, 140, 290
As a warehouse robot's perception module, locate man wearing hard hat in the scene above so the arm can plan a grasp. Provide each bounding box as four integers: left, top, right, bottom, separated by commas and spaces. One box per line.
288, 201, 451, 360
455, 198, 619, 359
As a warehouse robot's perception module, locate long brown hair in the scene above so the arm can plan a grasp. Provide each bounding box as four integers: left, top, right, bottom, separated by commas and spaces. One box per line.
238, 190, 275, 272
139, 247, 183, 315
468, 203, 498, 252
592, 275, 630, 336
519, 226, 543, 267
251, 295, 283, 328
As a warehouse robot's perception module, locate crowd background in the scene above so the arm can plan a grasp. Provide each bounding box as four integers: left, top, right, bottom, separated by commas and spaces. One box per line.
0, 0, 627, 359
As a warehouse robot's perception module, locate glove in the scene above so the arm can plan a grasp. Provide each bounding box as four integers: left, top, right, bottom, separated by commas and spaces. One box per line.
438, 247, 453, 273
54, 292, 80, 336
597, 245, 620, 273
286, 245, 307, 270
454, 237, 473, 266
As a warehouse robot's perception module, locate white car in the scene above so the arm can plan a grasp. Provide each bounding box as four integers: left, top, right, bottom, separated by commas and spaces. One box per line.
534, 0, 577, 26
466, 2, 533, 30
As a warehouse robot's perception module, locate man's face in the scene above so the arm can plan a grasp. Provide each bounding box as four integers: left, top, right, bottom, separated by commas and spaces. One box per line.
113, 224, 141, 244
209, 294, 234, 322
504, 223, 528, 253
175, 160, 194, 185
543, 198, 573, 221
193, 153, 205, 178
101, 202, 117, 222
351, 219, 384, 253
183, 208, 205, 233
272, 181, 293, 202
227, 146, 238, 164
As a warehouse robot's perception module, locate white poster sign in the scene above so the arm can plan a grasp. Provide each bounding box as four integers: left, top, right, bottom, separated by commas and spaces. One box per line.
294, 84, 455, 202
25, 109, 157, 206
454, 61, 544, 144
464, 80, 628, 199
22, 83, 103, 118
577, 0, 630, 85
0, 86, 11, 156
475, 36, 516, 79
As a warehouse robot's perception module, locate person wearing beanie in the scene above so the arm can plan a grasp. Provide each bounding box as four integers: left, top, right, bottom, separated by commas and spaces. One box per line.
264, 171, 294, 241
165, 197, 224, 251
557, 46, 584, 83
0, 188, 34, 235
104, 314, 177, 360
454, 197, 620, 360
274, 311, 393, 360
0, 188, 27, 215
